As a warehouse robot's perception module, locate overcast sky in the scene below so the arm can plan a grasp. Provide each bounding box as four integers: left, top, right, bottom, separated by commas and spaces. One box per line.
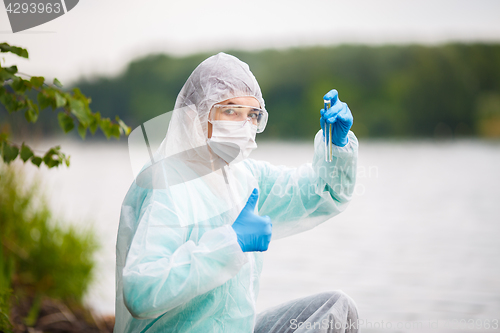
1, 0, 500, 85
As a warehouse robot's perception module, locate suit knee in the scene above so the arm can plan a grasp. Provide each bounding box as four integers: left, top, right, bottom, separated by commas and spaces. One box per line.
325, 291, 358, 315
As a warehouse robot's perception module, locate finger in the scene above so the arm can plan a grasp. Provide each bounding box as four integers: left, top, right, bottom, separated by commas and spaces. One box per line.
244, 188, 259, 211
326, 113, 339, 125
324, 102, 343, 120
323, 89, 338, 104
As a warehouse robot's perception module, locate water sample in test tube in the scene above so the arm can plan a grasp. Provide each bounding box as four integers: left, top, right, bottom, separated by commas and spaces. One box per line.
324, 99, 332, 162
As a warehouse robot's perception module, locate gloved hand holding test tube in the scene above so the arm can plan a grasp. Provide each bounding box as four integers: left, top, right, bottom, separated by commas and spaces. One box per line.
320, 89, 354, 162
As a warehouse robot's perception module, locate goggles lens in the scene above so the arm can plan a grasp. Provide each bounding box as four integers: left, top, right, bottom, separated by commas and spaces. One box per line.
210, 105, 268, 133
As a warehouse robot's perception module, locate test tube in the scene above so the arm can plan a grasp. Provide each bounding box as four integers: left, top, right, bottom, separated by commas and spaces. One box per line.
324, 99, 332, 162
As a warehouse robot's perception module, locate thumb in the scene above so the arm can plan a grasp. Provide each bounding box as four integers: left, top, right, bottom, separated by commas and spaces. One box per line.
244, 188, 259, 211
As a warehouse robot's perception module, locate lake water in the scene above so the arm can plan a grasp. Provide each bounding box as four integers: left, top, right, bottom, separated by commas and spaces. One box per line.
20, 138, 500, 332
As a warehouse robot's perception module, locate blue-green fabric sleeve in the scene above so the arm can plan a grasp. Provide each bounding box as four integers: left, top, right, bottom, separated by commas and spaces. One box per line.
243, 130, 358, 239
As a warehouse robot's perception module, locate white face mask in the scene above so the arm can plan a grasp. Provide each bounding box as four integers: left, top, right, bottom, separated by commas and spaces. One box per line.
207, 120, 258, 164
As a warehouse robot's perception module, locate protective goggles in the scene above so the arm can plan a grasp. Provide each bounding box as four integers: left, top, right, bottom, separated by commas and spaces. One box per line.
209, 104, 268, 133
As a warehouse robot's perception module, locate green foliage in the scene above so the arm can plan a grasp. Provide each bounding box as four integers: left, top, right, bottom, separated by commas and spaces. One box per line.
69, 43, 500, 139
0, 42, 131, 168
0, 41, 116, 331
0, 43, 29, 58
0, 140, 69, 168
0, 164, 98, 329
0, 244, 14, 332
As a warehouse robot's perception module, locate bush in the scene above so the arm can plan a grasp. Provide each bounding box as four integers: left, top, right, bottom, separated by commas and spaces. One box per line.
0, 163, 99, 331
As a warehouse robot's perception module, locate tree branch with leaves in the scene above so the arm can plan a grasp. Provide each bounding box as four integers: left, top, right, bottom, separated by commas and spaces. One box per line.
0, 42, 131, 168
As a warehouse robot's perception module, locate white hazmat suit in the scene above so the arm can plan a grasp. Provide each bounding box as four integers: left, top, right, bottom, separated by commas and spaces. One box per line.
115, 52, 359, 333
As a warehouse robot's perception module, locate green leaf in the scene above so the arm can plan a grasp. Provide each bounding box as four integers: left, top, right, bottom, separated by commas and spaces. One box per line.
42, 88, 57, 110
99, 118, 112, 139
1, 142, 19, 163
77, 123, 86, 140
0, 91, 15, 111
53, 78, 63, 88
24, 100, 39, 123
72, 87, 88, 102
0, 43, 29, 58
116, 116, 131, 135
1, 94, 27, 113
44, 159, 59, 168
20, 143, 34, 162
109, 123, 121, 139
54, 92, 66, 108
69, 98, 92, 126
31, 156, 42, 167
17, 99, 28, 112
40, 146, 68, 169
11, 77, 28, 93
24, 109, 37, 123
3, 65, 18, 75
37, 92, 51, 110
0, 67, 15, 81
43, 147, 61, 168
89, 112, 100, 134
57, 112, 74, 133
30, 76, 44, 88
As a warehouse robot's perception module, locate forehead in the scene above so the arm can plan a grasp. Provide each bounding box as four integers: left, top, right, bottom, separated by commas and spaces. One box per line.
217, 96, 260, 108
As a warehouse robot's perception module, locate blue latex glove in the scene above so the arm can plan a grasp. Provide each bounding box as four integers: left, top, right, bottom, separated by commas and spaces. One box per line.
231, 188, 272, 252
320, 89, 353, 147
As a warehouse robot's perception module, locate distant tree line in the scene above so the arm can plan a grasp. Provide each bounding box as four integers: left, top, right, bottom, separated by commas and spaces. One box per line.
3, 43, 500, 140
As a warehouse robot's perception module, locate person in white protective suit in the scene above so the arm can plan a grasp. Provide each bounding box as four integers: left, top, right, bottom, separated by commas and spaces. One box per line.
115, 52, 359, 333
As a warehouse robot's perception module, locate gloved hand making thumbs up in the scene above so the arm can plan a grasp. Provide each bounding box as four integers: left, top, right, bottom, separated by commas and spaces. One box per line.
231, 188, 272, 252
